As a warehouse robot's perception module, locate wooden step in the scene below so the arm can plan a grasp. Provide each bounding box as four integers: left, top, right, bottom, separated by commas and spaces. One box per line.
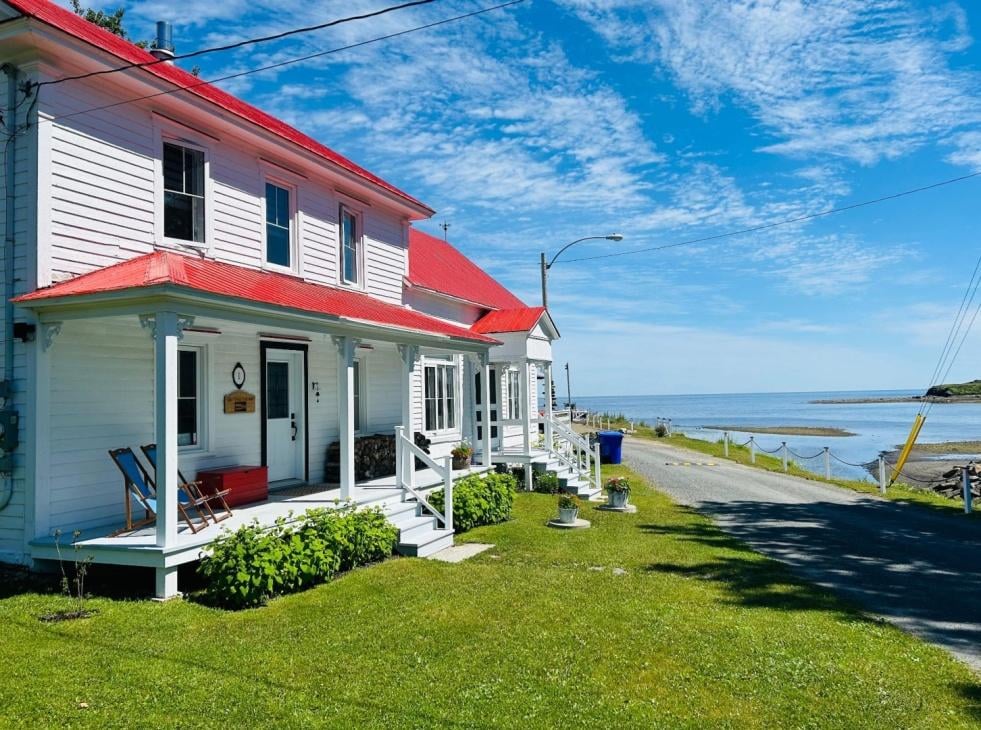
398, 527, 454, 558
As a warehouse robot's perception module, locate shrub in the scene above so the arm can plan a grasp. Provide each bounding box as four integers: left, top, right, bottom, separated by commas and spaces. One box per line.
654, 424, 668, 438
533, 470, 560, 494
198, 507, 397, 609
429, 471, 517, 533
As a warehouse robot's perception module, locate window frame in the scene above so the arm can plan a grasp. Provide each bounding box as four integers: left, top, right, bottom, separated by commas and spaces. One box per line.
423, 359, 459, 436
177, 345, 207, 452
506, 369, 521, 420
352, 357, 367, 434
338, 203, 364, 288
262, 177, 298, 273
154, 123, 213, 252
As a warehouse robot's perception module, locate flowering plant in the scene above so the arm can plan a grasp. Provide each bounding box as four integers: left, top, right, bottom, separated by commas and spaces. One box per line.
451, 441, 474, 459
604, 477, 631, 495
557, 493, 580, 510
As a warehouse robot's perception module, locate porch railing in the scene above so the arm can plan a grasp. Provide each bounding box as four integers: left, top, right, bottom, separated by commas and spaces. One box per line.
394, 426, 453, 532
546, 417, 602, 493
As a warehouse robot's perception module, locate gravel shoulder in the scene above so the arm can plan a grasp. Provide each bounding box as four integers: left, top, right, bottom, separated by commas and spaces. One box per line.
623, 436, 981, 671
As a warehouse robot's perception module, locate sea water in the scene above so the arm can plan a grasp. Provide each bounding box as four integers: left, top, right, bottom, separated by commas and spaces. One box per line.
574, 390, 981, 480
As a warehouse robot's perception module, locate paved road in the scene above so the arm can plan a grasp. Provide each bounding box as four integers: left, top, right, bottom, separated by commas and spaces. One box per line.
624, 437, 981, 670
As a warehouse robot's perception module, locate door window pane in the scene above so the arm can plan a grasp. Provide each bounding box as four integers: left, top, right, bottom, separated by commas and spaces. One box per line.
267, 362, 289, 419
163, 143, 205, 243
177, 349, 199, 447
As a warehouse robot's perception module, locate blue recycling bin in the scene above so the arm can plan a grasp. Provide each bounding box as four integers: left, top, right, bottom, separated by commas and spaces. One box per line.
598, 430, 624, 464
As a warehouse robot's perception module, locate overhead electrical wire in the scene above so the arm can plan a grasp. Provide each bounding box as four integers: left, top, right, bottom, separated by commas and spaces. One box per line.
559, 171, 981, 264
34, 0, 439, 88
34, 0, 527, 127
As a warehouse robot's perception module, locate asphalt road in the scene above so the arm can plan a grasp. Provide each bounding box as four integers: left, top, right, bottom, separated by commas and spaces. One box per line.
623, 437, 981, 670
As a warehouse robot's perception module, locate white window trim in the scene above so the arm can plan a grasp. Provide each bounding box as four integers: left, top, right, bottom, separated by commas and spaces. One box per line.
261, 175, 299, 275
177, 344, 209, 453
153, 120, 214, 254
353, 357, 368, 435
338, 203, 365, 290
422, 357, 460, 437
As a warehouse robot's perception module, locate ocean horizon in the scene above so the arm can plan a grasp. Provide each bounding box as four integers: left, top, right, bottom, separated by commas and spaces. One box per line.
573, 389, 981, 481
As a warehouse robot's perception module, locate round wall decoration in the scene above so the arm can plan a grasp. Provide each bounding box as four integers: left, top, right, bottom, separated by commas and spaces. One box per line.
232, 362, 246, 389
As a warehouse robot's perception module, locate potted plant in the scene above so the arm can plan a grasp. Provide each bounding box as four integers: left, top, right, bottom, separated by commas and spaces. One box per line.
557, 493, 580, 524
604, 477, 631, 508
451, 441, 473, 470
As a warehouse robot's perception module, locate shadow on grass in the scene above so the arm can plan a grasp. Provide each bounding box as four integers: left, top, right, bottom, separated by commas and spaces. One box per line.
955, 682, 981, 720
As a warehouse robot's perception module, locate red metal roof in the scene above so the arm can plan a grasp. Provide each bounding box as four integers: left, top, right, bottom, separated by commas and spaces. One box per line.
471, 307, 547, 334
407, 229, 525, 310
13, 252, 499, 344
6, 0, 432, 215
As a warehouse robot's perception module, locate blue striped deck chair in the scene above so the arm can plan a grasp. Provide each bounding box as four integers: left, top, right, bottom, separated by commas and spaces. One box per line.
141, 443, 233, 524
108, 447, 210, 534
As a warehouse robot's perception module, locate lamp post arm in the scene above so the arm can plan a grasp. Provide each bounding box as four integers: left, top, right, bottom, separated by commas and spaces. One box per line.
546, 236, 606, 269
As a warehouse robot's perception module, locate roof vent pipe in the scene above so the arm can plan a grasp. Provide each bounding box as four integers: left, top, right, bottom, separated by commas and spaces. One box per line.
150, 21, 175, 62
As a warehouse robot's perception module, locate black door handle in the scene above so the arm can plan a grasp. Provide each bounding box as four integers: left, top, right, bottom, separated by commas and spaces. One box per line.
291, 413, 298, 441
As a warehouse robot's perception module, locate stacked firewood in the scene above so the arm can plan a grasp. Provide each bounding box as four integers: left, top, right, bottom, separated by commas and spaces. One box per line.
933, 464, 981, 500
324, 432, 432, 483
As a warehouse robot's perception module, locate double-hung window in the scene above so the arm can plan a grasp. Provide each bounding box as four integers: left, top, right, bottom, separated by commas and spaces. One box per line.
163, 142, 206, 243
506, 369, 521, 420
265, 182, 293, 269
178, 347, 204, 448
340, 207, 360, 285
424, 362, 457, 432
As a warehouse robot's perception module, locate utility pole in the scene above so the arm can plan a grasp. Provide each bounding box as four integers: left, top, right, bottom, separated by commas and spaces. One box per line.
540, 252, 548, 309
565, 362, 572, 410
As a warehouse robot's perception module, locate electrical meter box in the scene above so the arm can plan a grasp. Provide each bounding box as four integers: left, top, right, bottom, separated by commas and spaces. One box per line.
0, 410, 19, 452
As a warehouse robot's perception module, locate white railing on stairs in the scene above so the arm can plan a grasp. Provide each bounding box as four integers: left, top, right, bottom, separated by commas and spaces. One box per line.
394, 426, 453, 532
546, 418, 601, 492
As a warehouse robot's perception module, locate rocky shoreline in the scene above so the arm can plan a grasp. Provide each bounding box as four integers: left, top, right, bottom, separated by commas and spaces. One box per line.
812, 395, 981, 405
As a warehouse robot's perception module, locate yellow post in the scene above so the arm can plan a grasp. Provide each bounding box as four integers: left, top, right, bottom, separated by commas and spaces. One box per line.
889, 413, 926, 485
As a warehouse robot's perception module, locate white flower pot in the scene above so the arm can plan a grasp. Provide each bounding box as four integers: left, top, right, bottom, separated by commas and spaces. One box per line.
558, 507, 579, 524
608, 490, 629, 509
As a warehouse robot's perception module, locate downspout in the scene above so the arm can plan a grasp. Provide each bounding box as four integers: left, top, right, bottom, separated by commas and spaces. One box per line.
0, 64, 19, 511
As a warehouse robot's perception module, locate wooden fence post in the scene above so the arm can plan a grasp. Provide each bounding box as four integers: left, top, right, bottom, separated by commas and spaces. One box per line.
823, 447, 831, 480
963, 466, 973, 514
723, 431, 729, 458
749, 437, 756, 464
781, 442, 788, 472
878, 455, 887, 494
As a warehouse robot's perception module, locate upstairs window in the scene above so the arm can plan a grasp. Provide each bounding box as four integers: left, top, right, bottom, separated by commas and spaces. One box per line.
265, 182, 292, 268
340, 207, 360, 285
424, 362, 457, 432
163, 142, 205, 243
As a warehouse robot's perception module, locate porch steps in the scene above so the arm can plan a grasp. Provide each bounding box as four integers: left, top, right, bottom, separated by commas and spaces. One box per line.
375, 491, 456, 558
544, 460, 603, 501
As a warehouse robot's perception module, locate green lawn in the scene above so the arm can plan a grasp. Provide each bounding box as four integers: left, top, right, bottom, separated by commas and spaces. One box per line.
1, 467, 978, 728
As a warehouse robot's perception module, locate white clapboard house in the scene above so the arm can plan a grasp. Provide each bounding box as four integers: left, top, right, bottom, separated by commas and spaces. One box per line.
0, 0, 601, 596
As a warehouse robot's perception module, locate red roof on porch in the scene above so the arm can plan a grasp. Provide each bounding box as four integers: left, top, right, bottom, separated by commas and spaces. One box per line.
13, 252, 499, 344
407, 229, 526, 310
471, 306, 547, 334
5, 0, 431, 215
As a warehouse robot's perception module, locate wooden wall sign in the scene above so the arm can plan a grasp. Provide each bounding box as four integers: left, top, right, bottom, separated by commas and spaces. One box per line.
224, 389, 256, 414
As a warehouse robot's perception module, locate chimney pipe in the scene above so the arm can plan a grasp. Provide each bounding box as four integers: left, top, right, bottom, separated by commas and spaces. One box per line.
150, 21, 175, 62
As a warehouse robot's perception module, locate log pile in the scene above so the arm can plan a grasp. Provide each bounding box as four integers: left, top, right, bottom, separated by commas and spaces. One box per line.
324, 432, 432, 483
933, 464, 981, 500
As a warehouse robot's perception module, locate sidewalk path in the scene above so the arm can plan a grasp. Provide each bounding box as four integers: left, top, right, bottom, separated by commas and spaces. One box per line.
623, 437, 981, 670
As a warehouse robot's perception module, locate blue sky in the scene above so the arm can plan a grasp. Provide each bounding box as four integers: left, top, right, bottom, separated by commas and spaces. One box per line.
78, 0, 981, 395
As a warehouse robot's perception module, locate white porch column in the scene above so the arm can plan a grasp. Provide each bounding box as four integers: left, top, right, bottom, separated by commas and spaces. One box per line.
543, 361, 553, 451
397, 344, 417, 486
332, 336, 358, 499
481, 356, 492, 468
519, 360, 532, 490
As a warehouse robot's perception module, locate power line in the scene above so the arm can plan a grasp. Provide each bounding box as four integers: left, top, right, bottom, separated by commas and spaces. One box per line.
560, 171, 981, 264
35, 0, 438, 88
37, 0, 526, 127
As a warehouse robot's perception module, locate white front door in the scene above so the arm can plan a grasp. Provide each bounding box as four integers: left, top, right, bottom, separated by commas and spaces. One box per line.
265, 349, 305, 483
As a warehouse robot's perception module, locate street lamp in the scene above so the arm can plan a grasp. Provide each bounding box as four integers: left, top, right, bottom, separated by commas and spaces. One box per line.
540, 234, 624, 309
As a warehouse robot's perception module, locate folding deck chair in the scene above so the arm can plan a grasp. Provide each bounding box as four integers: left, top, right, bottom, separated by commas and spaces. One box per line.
108, 447, 212, 534
141, 443, 233, 524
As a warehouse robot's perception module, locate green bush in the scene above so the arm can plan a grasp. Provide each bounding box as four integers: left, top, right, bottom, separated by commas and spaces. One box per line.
654, 424, 668, 438
533, 470, 560, 494
429, 471, 517, 533
198, 507, 397, 609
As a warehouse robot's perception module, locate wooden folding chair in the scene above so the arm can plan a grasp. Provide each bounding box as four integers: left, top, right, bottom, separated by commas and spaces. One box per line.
141, 444, 233, 524
107, 447, 211, 534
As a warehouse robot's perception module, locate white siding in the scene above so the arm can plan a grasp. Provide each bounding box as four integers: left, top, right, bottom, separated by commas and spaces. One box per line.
39, 75, 409, 300
363, 344, 401, 434
404, 287, 484, 325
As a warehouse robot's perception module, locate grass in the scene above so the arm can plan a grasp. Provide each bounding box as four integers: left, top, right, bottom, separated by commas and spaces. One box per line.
587, 414, 980, 519
0, 467, 978, 728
